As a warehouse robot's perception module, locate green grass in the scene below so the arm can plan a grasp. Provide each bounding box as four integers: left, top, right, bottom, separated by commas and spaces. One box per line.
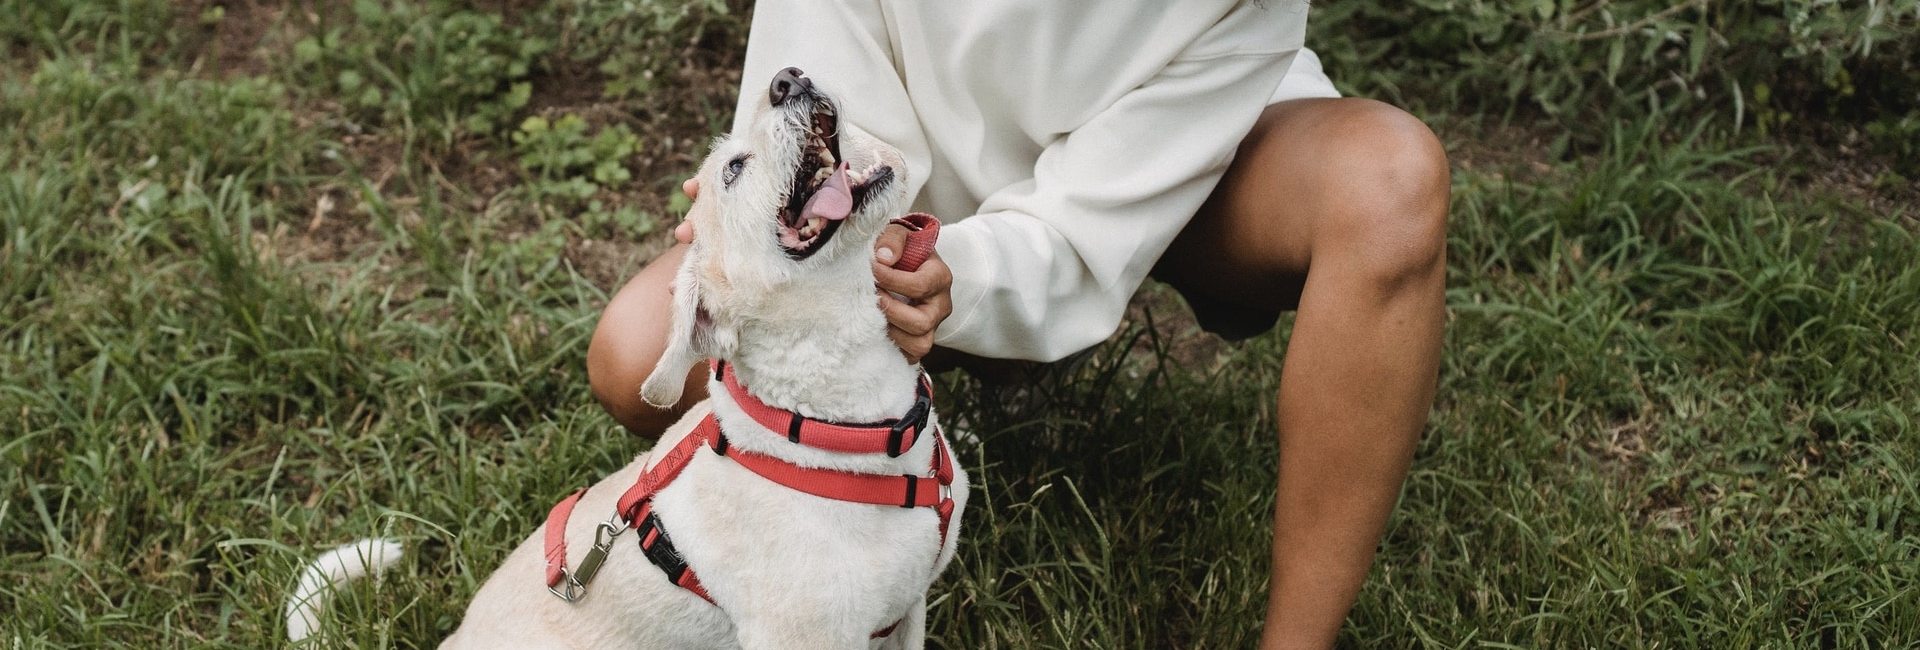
4, 1, 1917, 648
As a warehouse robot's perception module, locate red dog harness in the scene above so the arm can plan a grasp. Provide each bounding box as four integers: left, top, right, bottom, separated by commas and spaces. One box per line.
542, 214, 948, 635
542, 362, 955, 631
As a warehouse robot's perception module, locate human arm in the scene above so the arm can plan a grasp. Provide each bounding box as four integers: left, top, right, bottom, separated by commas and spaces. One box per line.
932, 48, 1303, 361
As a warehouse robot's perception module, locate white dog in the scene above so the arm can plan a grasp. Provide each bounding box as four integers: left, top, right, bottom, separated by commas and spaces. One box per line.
286, 68, 969, 649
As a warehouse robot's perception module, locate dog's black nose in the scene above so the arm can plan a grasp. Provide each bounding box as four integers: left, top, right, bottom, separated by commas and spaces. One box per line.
769, 67, 811, 107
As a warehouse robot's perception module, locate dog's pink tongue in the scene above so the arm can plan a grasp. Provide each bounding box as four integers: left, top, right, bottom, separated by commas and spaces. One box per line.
800, 162, 853, 222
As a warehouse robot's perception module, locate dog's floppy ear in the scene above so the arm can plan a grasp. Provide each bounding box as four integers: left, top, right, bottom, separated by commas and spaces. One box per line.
640, 250, 726, 407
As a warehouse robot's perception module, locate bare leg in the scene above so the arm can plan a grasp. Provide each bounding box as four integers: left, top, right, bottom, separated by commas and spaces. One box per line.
587, 243, 709, 437
1155, 97, 1449, 648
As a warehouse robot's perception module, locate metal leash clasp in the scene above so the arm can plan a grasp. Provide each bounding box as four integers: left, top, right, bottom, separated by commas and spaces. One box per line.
548, 570, 586, 602
548, 514, 630, 603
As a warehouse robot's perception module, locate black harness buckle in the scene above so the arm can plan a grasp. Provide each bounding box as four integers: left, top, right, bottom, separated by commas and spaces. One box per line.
636, 511, 692, 583
886, 389, 931, 458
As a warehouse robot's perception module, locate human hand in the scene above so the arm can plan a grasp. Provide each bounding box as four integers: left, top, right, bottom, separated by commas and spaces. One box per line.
872, 222, 953, 364
674, 177, 699, 243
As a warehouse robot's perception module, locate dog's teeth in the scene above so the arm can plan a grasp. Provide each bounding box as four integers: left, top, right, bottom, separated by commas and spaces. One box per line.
820, 148, 835, 165
813, 167, 833, 183
801, 217, 825, 236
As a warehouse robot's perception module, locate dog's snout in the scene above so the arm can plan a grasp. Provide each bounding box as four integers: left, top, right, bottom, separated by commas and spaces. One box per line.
769, 67, 812, 107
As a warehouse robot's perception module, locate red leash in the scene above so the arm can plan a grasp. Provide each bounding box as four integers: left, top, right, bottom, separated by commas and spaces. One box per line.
889, 212, 939, 272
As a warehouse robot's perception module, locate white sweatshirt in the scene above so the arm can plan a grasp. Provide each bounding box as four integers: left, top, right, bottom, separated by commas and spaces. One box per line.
732, 1, 1328, 361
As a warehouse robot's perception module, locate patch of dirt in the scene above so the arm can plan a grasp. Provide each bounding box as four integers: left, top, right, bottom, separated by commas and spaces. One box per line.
566, 235, 669, 291
431, 137, 525, 202
174, 1, 290, 78
1585, 415, 1652, 469
267, 120, 414, 266
524, 54, 615, 120
471, 0, 550, 18
1638, 476, 1726, 537
255, 187, 355, 264
1439, 116, 1564, 183
1786, 142, 1920, 228
1125, 283, 1234, 371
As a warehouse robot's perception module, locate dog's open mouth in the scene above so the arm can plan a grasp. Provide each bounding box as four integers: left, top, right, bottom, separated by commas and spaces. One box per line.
777, 99, 893, 260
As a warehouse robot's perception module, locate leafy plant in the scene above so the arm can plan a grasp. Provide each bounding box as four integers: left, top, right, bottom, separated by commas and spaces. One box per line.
512, 113, 653, 234
286, 0, 549, 142
514, 114, 637, 198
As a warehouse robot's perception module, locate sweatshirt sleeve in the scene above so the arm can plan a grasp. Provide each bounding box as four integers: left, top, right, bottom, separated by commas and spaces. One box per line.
932, 48, 1300, 361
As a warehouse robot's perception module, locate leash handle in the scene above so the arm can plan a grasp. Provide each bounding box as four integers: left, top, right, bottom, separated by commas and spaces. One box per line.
888, 213, 940, 272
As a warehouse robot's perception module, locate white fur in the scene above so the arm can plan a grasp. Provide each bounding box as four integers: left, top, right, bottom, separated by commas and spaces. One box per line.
285, 538, 404, 642
286, 78, 970, 649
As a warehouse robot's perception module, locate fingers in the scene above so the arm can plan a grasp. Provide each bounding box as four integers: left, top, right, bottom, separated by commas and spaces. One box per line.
887, 325, 931, 364
879, 289, 950, 364
675, 177, 700, 244
879, 293, 942, 337
872, 223, 909, 266
872, 220, 952, 363
873, 254, 952, 302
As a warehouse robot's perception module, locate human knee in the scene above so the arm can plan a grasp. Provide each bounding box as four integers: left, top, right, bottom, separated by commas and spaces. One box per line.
588, 349, 645, 431
1308, 99, 1450, 283
587, 335, 677, 436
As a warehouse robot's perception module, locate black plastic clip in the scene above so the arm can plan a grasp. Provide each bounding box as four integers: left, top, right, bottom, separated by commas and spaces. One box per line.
886, 392, 931, 458
637, 512, 691, 583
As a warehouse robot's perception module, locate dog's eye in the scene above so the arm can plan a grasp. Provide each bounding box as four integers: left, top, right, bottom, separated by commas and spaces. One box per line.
722, 155, 749, 187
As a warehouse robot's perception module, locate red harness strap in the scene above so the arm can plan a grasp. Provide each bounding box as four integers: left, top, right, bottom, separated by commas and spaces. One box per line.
544, 426, 712, 601
709, 422, 958, 548
541, 378, 956, 635
541, 489, 586, 586
718, 361, 934, 457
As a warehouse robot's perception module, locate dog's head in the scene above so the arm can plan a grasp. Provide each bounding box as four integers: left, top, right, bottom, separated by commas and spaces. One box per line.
640, 68, 909, 407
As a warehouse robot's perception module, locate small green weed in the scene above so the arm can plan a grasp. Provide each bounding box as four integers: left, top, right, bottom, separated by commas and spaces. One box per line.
286, 1, 549, 144
514, 115, 639, 202
511, 114, 655, 239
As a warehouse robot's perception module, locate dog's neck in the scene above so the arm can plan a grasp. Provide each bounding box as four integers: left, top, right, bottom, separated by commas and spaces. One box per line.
722, 277, 921, 423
